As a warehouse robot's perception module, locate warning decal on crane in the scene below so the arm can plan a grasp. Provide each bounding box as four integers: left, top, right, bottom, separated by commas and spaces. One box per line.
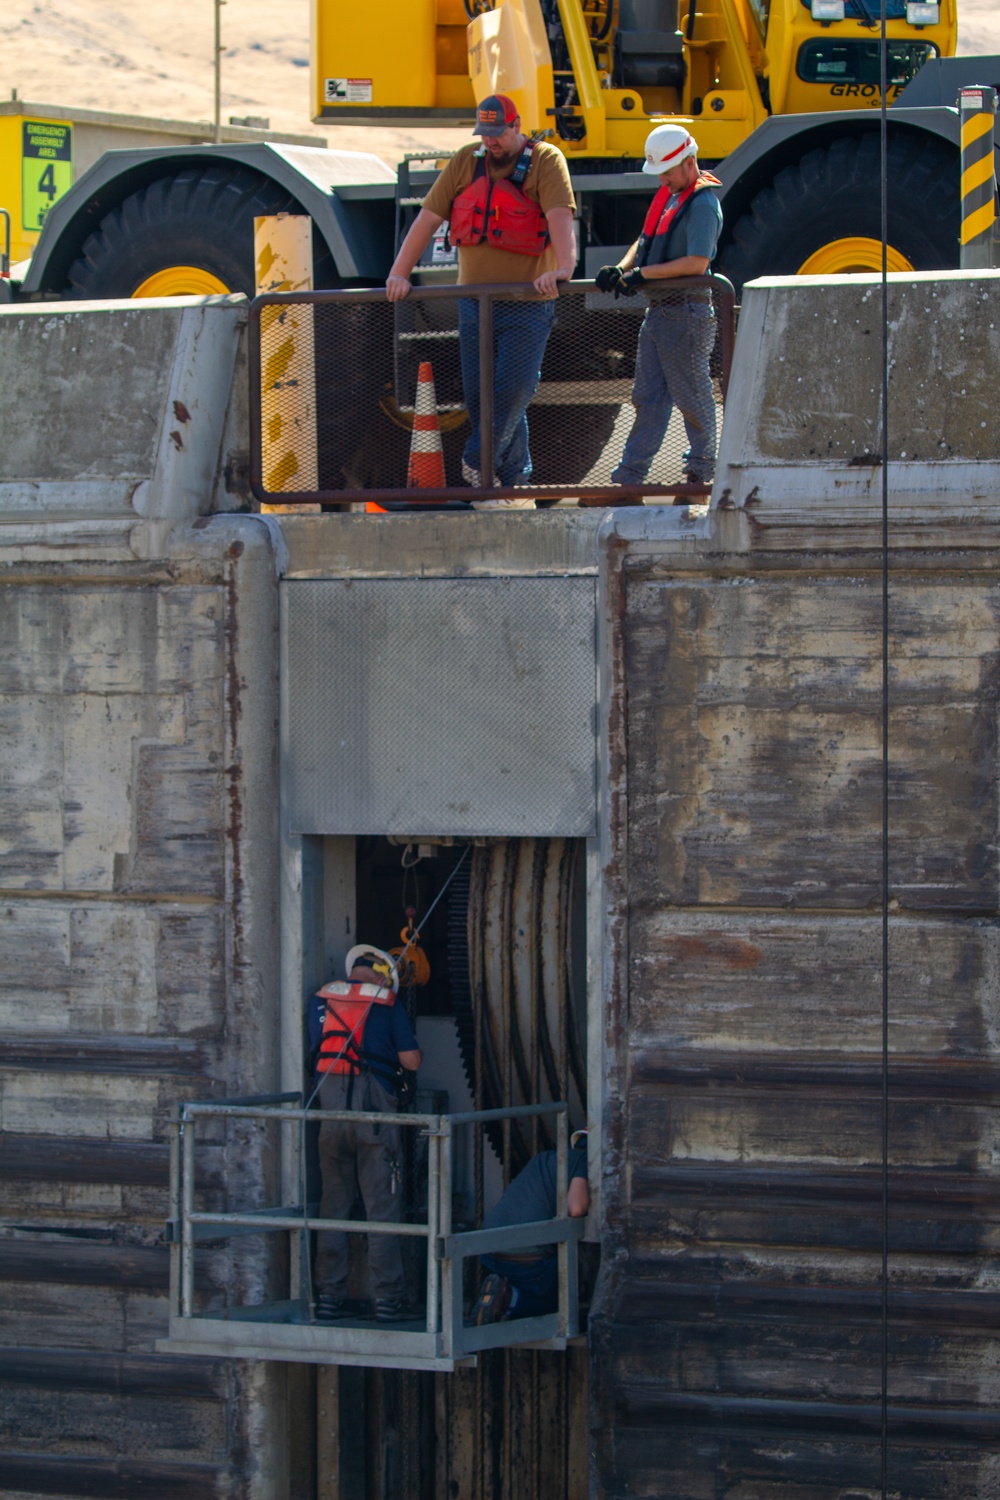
324, 78, 374, 104
22, 121, 73, 232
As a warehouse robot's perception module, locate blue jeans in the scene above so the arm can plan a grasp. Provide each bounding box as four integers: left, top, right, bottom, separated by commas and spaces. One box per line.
612, 298, 717, 484
481, 1252, 558, 1319
458, 298, 556, 484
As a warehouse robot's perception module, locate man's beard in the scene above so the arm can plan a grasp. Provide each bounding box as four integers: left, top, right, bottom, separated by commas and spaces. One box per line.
487, 143, 517, 168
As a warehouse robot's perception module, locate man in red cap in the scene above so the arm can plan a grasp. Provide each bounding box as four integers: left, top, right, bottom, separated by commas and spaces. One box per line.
386, 93, 576, 503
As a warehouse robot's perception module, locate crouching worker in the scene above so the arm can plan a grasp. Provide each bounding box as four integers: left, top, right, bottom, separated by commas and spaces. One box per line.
307, 944, 422, 1323
472, 1129, 589, 1324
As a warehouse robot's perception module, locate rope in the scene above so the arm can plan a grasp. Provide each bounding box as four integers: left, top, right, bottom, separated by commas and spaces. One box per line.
878, 6, 890, 1494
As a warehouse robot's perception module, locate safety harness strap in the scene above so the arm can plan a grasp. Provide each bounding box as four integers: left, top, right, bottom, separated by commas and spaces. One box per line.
637, 171, 721, 268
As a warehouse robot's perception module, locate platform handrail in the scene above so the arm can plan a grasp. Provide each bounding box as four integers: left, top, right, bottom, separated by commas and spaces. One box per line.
167, 1095, 583, 1363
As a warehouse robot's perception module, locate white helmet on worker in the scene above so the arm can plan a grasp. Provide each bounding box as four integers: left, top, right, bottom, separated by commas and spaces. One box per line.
345, 943, 400, 993
642, 124, 698, 176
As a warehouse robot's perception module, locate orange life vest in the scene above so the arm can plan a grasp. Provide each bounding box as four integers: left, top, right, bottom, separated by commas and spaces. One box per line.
448, 141, 550, 258
637, 171, 722, 269
314, 980, 396, 1076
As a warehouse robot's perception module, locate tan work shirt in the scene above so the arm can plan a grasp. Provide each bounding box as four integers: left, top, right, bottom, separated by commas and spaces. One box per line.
422, 140, 576, 285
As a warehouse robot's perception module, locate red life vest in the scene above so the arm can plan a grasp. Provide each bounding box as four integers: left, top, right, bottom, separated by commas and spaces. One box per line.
637, 171, 722, 269
448, 141, 550, 258
314, 980, 395, 1076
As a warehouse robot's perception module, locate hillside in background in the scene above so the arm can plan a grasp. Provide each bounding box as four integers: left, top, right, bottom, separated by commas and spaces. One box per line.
2, 0, 999, 169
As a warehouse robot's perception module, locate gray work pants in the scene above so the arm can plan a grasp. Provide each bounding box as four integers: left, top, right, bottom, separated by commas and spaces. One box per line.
611, 298, 718, 483
315, 1072, 404, 1299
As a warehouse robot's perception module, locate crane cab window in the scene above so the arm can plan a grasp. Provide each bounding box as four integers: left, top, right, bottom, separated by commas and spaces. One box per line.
745, 0, 770, 35
797, 37, 939, 87
800, 0, 908, 16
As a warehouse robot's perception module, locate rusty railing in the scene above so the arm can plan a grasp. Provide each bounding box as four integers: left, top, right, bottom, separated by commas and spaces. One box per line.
249, 276, 736, 510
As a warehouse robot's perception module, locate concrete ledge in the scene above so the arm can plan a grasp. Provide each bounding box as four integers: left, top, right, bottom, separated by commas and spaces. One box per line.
716, 270, 1000, 528
0, 297, 246, 526
278, 508, 607, 578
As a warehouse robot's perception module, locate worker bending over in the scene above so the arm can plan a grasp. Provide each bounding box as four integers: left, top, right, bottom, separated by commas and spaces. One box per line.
472, 1130, 589, 1324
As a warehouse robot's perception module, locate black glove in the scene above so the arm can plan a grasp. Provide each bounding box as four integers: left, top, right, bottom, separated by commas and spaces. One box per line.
614, 267, 645, 298
594, 264, 624, 293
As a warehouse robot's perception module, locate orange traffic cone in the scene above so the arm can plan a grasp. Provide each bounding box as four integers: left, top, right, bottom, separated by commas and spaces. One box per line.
407, 361, 446, 489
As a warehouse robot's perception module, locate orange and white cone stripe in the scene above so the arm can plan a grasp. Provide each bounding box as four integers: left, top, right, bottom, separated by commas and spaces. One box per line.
407, 361, 447, 488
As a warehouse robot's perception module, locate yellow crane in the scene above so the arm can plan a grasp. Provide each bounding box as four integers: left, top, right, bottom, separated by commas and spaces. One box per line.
1, 0, 987, 297
318, 0, 965, 280
320, 0, 955, 158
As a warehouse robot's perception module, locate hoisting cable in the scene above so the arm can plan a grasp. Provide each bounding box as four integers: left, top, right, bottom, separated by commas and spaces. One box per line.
297, 843, 472, 1319
878, 3, 890, 1494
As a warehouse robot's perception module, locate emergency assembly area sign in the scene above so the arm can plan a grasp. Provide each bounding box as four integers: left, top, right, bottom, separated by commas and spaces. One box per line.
22, 120, 73, 231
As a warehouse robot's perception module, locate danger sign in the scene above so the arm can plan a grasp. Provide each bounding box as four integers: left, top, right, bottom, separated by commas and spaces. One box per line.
325, 78, 373, 104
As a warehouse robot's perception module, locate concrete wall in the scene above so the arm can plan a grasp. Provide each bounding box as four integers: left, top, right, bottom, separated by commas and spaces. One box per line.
4, 269, 1000, 1499
592, 273, 1000, 1498
0, 297, 290, 1499
716, 267, 1000, 532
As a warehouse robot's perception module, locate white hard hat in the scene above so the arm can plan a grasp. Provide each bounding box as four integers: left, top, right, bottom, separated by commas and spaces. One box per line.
345, 943, 400, 992
642, 124, 698, 176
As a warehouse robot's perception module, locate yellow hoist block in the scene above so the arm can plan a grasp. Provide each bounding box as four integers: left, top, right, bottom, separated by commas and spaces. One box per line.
390, 923, 432, 989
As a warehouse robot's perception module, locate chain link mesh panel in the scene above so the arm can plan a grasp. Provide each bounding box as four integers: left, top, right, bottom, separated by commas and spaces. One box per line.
250, 279, 735, 506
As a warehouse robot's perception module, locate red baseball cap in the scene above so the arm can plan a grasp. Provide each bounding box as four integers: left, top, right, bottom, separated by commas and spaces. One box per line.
473, 93, 518, 137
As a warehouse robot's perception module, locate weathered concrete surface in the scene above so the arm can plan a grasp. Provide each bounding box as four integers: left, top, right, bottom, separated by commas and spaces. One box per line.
717, 269, 1000, 532
0, 520, 285, 1498
279, 507, 605, 578
624, 569, 1000, 912
6, 270, 1000, 1500
0, 299, 287, 1498
592, 495, 1000, 1497
0, 297, 248, 525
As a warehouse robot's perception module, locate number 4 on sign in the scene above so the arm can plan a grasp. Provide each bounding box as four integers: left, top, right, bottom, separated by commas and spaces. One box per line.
38, 164, 57, 201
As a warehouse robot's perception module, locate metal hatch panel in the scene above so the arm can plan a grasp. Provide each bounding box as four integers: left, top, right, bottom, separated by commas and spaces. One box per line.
281, 576, 598, 837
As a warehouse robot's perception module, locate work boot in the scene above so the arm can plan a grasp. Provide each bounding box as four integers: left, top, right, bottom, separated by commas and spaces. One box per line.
461, 459, 500, 488
315, 1292, 348, 1322
373, 1294, 406, 1323
472, 1272, 512, 1325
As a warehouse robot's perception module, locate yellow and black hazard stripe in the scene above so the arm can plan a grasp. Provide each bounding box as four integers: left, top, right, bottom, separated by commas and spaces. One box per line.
959, 86, 998, 267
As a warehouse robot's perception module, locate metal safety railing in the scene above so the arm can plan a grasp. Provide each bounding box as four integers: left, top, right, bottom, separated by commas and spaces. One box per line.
249, 275, 736, 511
163, 1093, 583, 1369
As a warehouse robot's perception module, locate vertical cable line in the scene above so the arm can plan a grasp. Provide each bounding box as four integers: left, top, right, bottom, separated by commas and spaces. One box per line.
879, 3, 890, 1496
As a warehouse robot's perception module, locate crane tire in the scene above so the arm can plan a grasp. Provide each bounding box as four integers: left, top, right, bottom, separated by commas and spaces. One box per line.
64, 164, 336, 299
717, 132, 960, 294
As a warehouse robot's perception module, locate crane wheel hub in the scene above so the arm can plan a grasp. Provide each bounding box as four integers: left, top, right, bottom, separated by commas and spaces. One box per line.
132, 265, 231, 298
797, 237, 915, 276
